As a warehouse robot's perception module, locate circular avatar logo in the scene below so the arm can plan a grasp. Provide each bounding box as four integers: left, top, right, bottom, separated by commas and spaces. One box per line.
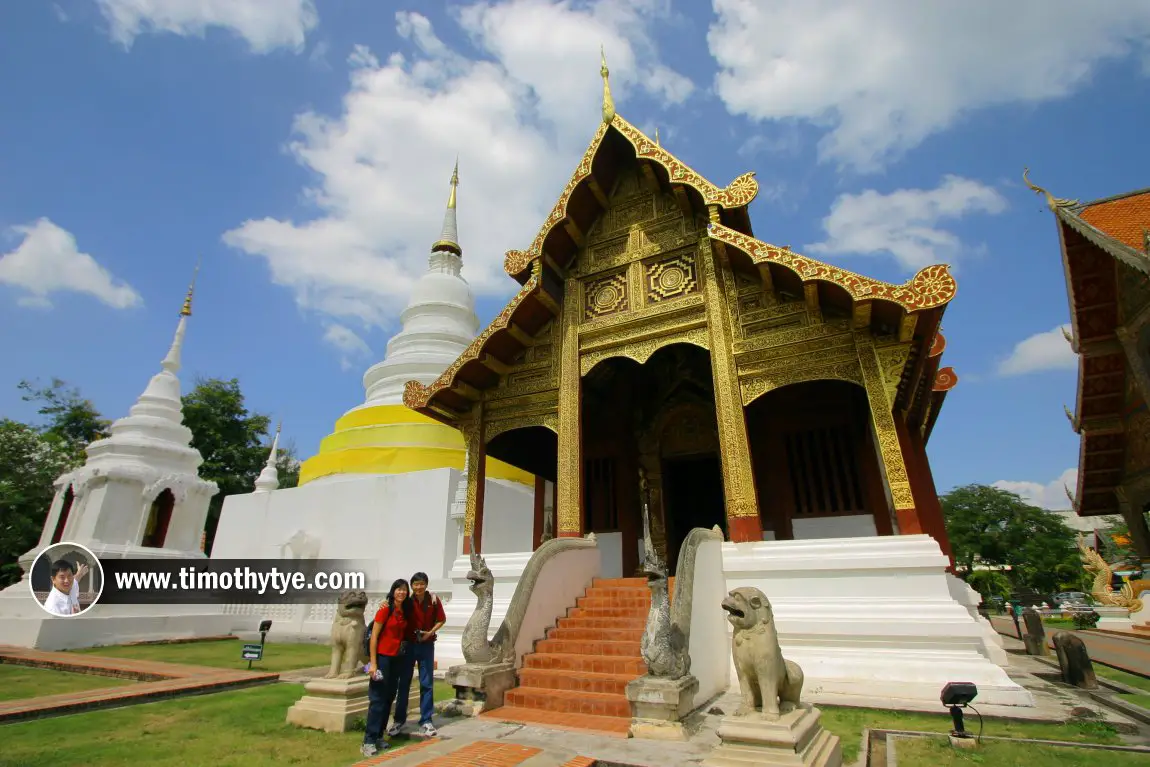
29, 541, 104, 618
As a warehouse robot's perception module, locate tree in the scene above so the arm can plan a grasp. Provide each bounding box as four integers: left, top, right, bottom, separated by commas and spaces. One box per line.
0, 420, 78, 587
18, 378, 110, 459
181, 377, 299, 553
941, 484, 1086, 596
965, 569, 1012, 601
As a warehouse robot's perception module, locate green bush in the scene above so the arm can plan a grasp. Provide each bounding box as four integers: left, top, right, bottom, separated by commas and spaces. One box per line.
1072, 610, 1100, 630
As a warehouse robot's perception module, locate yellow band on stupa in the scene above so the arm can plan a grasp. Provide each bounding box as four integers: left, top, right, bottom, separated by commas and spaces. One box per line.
298, 404, 534, 487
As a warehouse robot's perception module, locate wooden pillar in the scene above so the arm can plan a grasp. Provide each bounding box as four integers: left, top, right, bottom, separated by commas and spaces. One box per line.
700, 223, 761, 542
461, 415, 487, 554
856, 336, 920, 535
556, 276, 584, 538
896, 416, 953, 563
532, 475, 546, 550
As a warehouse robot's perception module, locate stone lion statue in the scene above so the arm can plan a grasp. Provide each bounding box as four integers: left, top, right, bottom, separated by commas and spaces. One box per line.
721, 586, 803, 719
325, 590, 369, 679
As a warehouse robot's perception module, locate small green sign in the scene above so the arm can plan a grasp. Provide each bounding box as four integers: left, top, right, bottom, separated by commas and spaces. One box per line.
241, 643, 263, 660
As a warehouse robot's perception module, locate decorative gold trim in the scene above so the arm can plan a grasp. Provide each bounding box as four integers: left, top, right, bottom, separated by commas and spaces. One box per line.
708, 221, 956, 312
580, 326, 710, 375
486, 412, 559, 443
857, 337, 914, 510
555, 276, 583, 535
1023, 167, 1079, 211
740, 361, 863, 406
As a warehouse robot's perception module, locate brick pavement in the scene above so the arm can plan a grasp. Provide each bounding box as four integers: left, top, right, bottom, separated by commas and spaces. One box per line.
349, 739, 601, 767
0, 644, 278, 723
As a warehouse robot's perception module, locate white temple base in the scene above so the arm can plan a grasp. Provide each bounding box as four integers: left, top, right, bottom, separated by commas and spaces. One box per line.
721, 535, 1034, 708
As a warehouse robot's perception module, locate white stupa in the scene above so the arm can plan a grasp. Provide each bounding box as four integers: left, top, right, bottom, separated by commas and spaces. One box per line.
0, 270, 234, 649
210, 163, 537, 648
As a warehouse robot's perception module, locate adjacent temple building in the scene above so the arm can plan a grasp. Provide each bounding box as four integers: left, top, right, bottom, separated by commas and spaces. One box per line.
404, 53, 960, 575
1027, 173, 1150, 566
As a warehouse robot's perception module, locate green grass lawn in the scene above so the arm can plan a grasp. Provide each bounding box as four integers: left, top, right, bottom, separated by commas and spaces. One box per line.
0, 664, 135, 702
818, 706, 1122, 765
1094, 664, 1150, 693
0, 682, 427, 767
1117, 692, 1150, 710
70, 639, 332, 673
1042, 617, 1078, 630
891, 735, 1147, 766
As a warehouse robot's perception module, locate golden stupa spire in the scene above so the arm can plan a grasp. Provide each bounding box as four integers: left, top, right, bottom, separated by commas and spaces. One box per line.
431, 160, 462, 257
1022, 167, 1079, 211
600, 45, 615, 125
654, 126, 660, 147
180, 257, 201, 317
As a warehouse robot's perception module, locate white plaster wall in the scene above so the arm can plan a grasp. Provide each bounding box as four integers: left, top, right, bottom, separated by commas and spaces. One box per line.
1131, 591, 1150, 625
791, 514, 877, 539
481, 480, 535, 555
722, 535, 1035, 708
945, 573, 1009, 666
512, 547, 600, 667
597, 532, 623, 580
688, 538, 730, 709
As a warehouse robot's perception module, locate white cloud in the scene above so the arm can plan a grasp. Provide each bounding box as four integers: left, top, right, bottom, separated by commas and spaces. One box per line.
997, 325, 1077, 376
993, 468, 1077, 511
223, 2, 689, 340
0, 218, 142, 310
806, 175, 1007, 271
322, 323, 372, 371
95, 0, 318, 53
707, 1, 1150, 171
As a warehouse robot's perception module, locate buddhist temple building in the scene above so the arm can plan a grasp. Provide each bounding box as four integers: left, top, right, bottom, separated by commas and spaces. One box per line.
404, 53, 961, 576
1027, 172, 1150, 566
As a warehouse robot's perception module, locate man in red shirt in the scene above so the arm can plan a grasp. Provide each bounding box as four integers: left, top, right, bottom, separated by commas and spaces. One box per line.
388, 571, 445, 738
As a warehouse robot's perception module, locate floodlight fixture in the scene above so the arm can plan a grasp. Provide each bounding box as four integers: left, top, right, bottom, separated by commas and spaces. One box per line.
259, 619, 273, 633
941, 682, 980, 740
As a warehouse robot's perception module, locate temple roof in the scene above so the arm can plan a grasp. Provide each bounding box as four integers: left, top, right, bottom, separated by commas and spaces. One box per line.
1028, 172, 1150, 517
403, 107, 959, 424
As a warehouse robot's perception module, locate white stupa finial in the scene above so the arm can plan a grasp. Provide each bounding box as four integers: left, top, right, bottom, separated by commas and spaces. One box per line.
161, 259, 199, 373
430, 159, 461, 257
254, 421, 282, 493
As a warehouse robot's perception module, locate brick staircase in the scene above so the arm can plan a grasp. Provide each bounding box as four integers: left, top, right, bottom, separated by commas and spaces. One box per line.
481, 575, 673, 737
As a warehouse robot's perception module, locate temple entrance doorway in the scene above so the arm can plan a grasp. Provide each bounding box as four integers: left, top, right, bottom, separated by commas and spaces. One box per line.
662, 452, 726, 572
746, 379, 892, 541
486, 425, 558, 552
582, 343, 719, 576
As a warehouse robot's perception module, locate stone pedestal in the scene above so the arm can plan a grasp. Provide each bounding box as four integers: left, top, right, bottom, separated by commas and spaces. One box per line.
1095, 606, 1133, 630
285, 676, 370, 733
443, 662, 516, 715
703, 704, 842, 767
626, 674, 699, 740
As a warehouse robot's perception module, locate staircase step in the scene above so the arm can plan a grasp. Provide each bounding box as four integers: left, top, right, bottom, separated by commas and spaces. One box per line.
567, 606, 650, 620
592, 577, 646, 587
534, 639, 641, 656
522, 652, 646, 675
584, 586, 649, 598
576, 596, 651, 610
479, 706, 631, 737
556, 616, 647, 630
505, 687, 630, 718
546, 626, 644, 642
518, 668, 634, 695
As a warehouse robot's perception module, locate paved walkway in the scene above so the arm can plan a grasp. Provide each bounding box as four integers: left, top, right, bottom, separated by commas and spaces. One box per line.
989, 615, 1150, 677
0, 644, 278, 723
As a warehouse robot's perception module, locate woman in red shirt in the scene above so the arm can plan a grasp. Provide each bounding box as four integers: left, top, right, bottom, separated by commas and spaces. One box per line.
361, 578, 413, 757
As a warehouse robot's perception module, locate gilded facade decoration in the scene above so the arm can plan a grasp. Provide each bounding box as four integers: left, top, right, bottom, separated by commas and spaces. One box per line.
646, 248, 699, 302
735, 319, 853, 355
461, 416, 484, 541
556, 277, 583, 536
503, 114, 756, 280
876, 344, 912, 404
707, 221, 957, 312
857, 338, 915, 510
486, 412, 559, 443
740, 361, 863, 406
580, 326, 710, 376
584, 270, 629, 319
698, 237, 759, 520
933, 367, 959, 392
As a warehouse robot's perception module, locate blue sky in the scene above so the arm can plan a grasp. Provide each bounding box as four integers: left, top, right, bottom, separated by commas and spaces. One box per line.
2, 0, 1148, 510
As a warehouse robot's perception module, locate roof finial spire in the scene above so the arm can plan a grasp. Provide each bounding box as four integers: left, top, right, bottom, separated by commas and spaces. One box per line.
431, 159, 462, 257
181, 256, 201, 317
1022, 167, 1079, 211
254, 421, 283, 493
600, 45, 615, 125
654, 126, 660, 147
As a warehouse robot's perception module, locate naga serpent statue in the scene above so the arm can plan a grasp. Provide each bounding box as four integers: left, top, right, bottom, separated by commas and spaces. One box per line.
461, 547, 510, 665
1077, 534, 1145, 614
638, 468, 689, 678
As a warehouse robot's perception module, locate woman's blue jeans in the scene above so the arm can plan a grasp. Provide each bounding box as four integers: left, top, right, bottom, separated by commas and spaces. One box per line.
363, 654, 401, 745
